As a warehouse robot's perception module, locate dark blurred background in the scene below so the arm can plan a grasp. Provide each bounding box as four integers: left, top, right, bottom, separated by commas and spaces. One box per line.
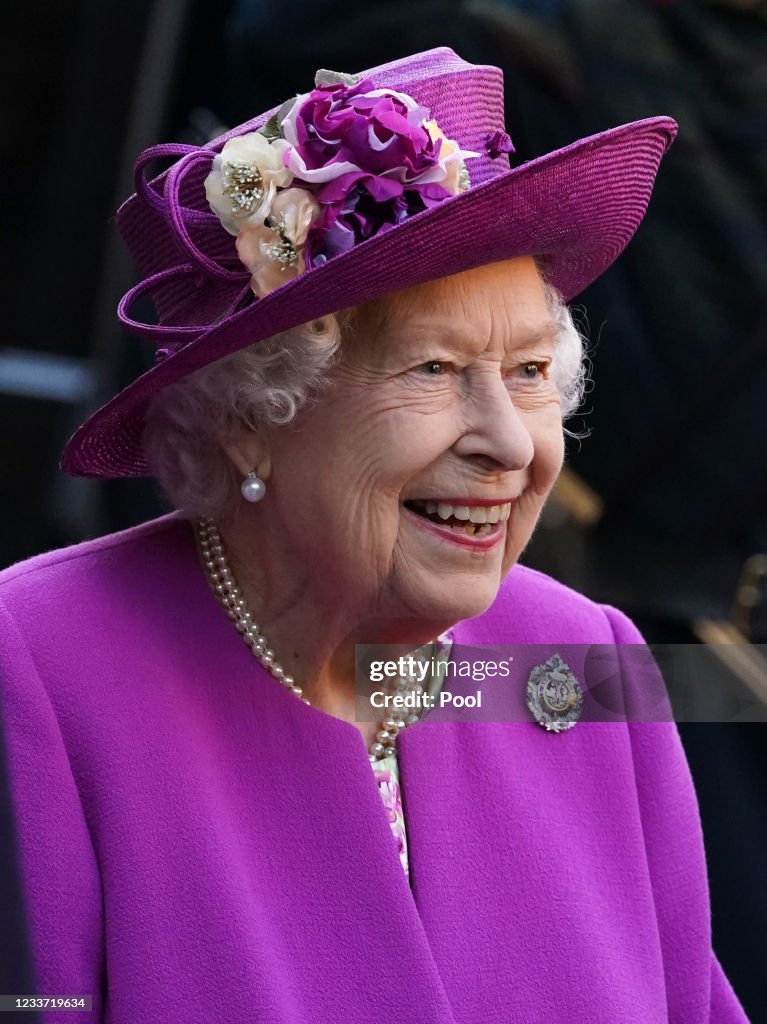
2, 0, 766, 1019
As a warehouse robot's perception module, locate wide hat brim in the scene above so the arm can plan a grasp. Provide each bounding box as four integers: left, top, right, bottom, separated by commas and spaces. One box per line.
61, 115, 677, 478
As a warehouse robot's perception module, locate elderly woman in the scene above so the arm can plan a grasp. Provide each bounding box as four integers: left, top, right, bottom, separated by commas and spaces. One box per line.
0, 48, 749, 1024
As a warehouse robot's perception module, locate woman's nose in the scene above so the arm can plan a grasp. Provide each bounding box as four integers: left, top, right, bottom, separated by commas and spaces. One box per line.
452, 377, 535, 472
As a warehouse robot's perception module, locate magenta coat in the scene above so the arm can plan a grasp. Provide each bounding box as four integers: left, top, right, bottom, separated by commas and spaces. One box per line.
0, 514, 749, 1023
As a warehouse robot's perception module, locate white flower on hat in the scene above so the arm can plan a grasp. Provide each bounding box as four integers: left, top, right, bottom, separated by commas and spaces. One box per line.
205, 132, 294, 234
235, 187, 321, 297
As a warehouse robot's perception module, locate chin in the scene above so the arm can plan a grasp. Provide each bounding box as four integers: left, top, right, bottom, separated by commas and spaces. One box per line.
404, 576, 503, 630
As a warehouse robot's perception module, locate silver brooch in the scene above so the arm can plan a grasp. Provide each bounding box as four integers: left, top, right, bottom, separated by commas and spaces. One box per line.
526, 654, 583, 732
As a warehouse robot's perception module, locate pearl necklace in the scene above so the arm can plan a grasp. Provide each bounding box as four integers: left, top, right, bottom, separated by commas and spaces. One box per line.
196, 517, 434, 762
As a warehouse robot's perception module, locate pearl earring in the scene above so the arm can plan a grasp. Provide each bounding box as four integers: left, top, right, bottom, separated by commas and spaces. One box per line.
240, 471, 266, 503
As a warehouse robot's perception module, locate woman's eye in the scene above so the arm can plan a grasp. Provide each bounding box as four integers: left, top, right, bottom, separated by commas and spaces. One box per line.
509, 362, 549, 383
418, 360, 448, 376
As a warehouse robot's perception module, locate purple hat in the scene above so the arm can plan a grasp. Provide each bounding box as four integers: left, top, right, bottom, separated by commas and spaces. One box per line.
61, 47, 677, 478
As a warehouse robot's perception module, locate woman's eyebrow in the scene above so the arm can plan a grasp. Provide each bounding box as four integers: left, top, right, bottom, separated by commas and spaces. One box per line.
508, 321, 560, 347
396, 319, 560, 348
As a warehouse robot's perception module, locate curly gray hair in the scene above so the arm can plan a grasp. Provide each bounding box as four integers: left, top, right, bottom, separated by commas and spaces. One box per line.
143, 279, 589, 520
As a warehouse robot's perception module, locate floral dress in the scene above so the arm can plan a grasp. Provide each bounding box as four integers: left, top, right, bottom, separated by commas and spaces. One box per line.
372, 754, 410, 875
370, 635, 452, 881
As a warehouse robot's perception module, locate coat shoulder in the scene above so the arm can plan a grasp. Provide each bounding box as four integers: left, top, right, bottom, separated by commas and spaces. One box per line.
454, 563, 645, 645
0, 513, 188, 616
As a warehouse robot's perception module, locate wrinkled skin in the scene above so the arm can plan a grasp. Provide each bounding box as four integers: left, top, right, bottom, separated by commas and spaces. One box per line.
221, 256, 565, 725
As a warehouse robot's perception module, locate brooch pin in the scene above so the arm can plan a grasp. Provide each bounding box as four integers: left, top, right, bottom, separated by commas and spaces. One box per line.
526, 654, 583, 732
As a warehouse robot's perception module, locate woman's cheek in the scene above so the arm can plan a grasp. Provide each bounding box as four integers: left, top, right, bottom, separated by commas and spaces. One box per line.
540, 433, 565, 491
501, 490, 541, 575
526, 403, 565, 488
500, 418, 564, 575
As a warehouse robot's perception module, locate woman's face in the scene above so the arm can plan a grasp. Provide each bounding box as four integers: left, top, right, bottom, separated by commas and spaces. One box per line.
259, 256, 565, 629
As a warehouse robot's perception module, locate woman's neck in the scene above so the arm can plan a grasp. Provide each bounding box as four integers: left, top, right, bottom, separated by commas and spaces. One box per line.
210, 514, 447, 728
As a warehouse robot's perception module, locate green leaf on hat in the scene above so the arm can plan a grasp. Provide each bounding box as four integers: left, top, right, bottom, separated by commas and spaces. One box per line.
259, 113, 282, 141
314, 68, 359, 87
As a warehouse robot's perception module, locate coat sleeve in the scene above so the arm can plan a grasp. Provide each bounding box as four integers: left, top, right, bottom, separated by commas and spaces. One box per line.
0, 596, 105, 1022
602, 603, 750, 1023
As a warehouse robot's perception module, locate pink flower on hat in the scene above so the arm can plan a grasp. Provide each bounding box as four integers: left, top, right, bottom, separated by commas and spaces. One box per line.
282, 79, 436, 182
281, 77, 476, 267
235, 188, 321, 298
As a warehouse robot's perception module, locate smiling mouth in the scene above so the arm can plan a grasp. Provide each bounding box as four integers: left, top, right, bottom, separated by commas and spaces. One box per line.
404, 499, 512, 537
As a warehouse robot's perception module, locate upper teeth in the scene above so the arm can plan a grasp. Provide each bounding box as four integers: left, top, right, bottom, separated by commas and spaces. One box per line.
419, 500, 511, 523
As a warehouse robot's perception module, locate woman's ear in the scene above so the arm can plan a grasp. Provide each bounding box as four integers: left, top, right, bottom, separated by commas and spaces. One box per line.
221, 426, 272, 483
